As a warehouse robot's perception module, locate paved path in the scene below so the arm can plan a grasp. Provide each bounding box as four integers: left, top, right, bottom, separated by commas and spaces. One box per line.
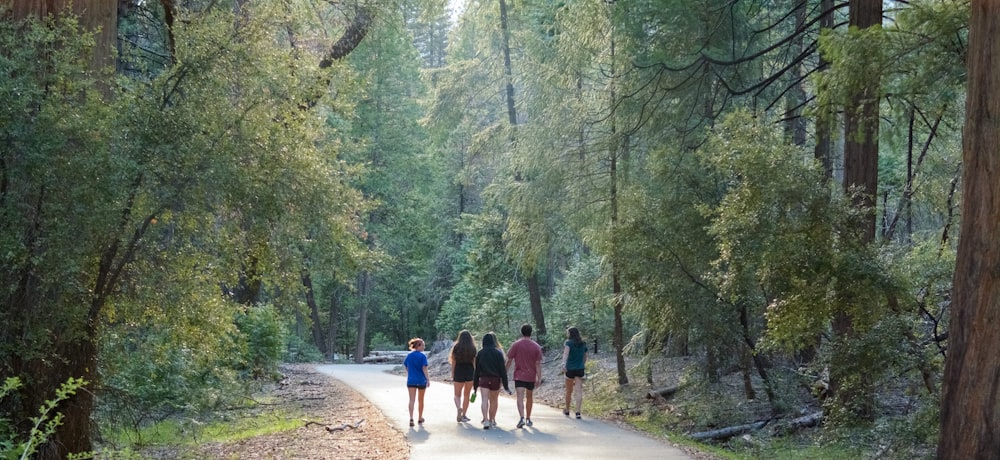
315, 364, 693, 460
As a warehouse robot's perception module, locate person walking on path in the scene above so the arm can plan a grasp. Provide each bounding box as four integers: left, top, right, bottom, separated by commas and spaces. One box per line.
473, 332, 510, 429
403, 337, 431, 427
449, 330, 477, 423
506, 323, 543, 428
562, 327, 588, 419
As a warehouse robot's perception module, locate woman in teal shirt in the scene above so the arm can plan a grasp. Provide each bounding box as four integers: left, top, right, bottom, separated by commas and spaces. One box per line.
561, 327, 587, 419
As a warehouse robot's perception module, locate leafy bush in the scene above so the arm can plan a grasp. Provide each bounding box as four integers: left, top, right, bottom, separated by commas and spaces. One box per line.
235, 304, 287, 380
284, 332, 325, 363
0, 377, 87, 459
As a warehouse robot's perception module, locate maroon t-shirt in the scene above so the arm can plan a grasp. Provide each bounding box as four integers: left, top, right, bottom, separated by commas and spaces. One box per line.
507, 337, 543, 382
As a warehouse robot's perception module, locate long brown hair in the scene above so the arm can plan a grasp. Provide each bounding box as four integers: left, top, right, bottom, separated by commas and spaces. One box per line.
449, 330, 477, 364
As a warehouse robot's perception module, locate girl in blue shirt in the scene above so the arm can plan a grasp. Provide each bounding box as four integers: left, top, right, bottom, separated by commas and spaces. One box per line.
403, 337, 430, 426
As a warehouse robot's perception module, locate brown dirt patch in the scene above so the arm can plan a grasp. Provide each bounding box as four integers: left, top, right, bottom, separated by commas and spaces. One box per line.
142, 364, 409, 460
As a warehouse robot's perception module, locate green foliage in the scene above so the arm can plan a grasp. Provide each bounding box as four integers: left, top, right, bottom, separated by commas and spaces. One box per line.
548, 254, 617, 346
284, 333, 324, 363
0, 377, 87, 460
236, 304, 288, 380
369, 333, 401, 352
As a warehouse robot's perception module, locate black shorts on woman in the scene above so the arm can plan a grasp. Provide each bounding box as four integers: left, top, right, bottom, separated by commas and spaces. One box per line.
565, 368, 585, 379
453, 362, 475, 383
514, 380, 536, 390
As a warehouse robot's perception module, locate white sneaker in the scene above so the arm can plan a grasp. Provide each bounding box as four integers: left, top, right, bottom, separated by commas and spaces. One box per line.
526, 419, 533, 427
483, 420, 491, 429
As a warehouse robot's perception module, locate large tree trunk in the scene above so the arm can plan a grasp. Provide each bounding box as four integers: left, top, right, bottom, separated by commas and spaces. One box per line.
829, 0, 881, 422
11, 0, 117, 80
937, 3, 1000, 458
8, 3, 116, 458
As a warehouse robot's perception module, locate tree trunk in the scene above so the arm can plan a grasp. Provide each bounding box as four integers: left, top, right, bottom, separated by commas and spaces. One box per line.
526, 273, 547, 346
302, 269, 328, 358
354, 271, 370, 364
328, 285, 341, 360
496, 0, 549, 346
937, 3, 1000, 458
8, 3, 115, 458
785, 0, 807, 146
842, 0, 881, 241
829, 0, 881, 422
11, 0, 117, 86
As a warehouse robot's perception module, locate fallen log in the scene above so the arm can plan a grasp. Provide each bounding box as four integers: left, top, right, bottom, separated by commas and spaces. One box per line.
690, 419, 771, 441
690, 411, 824, 442
777, 411, 822, 434
646, 385, 682, 400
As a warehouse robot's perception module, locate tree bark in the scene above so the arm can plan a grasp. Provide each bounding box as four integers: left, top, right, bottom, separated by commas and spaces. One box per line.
526, 273, 547, 346
937, 2, 1000, 458
11, 0, 117, 80
302, 269, 328, 358
354, 271, 370, 364
829, 0, 881, 422
328, 286, 341, 359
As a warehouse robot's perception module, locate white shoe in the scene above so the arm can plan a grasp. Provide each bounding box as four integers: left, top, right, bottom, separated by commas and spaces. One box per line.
483, 420, 491, 429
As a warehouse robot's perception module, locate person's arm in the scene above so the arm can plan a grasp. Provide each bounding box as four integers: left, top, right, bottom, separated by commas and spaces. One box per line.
562, 345, 569, 371
535, 357, 543, 385
472, 354, 481, 390
423, 364, 431, 386
499, 353, 510, 392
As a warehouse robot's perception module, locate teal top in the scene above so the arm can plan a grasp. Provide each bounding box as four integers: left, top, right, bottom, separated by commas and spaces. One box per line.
564, 340, 587, 370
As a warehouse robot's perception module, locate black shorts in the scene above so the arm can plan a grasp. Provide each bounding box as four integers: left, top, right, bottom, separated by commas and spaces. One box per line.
565, 369, 585, 379
514, 380, 536, 391
453, 363, 475, 382
407, 384, 427, 389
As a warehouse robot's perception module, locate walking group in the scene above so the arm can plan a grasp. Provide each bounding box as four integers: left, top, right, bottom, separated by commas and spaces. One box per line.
402, 325, 589, 430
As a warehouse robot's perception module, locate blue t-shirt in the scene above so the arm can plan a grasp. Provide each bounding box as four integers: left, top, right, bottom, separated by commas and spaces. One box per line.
565, 340, 587, 370
403, 350, 429, 386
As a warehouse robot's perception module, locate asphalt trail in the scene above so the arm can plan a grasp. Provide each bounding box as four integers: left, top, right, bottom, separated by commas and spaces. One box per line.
316, 364, 693, 460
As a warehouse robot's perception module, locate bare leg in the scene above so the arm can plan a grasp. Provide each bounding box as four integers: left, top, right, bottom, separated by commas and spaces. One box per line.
461, 382, 473, 417
488, 389, 500, 423
480, 389, 489, 421
573, 377, 584, 414
417, 387, 426, 422
408, 387, 417, 422
515, 387, 526, 418
564, 377, 573, 414
452, 382, 463, 420
525, 389, 534, 420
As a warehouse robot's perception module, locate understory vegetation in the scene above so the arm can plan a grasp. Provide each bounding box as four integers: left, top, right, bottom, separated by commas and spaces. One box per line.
0, 0, 980, 459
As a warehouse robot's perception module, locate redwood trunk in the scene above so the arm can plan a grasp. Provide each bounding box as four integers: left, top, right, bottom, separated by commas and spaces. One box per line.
937, 2, 1000, 458
829, 0, 880, 420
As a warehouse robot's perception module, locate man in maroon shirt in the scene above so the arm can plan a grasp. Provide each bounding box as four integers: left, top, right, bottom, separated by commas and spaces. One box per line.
506, 324, 544, 428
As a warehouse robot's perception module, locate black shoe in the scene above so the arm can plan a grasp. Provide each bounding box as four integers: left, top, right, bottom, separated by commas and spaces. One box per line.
576, 412, 581, 419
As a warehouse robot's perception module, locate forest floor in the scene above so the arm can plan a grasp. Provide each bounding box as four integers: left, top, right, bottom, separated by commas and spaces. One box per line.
140, 364, 410, 459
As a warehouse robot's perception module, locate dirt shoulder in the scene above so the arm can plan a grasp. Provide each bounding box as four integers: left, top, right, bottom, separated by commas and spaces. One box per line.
182, 364, 410, 460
